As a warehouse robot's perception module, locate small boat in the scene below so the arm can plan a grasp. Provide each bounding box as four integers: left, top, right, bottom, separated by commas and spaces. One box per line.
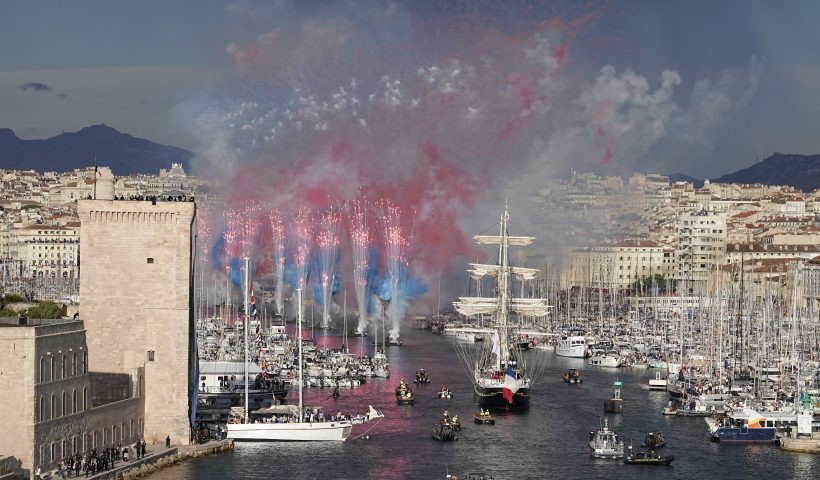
589, 418, 624, 458
473, 411, 496, 425
395, 382, 415, 405
387, 336, 402, 346
562, 369, 583, 384
437, 388, 454, 399
624, 446, 674, 465
414, 369, 431, 384
641, 432, 666, 449
432, 422, 458, 441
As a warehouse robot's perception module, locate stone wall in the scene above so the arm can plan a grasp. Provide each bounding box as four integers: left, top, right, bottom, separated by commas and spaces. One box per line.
0, 456, 25, 479
90, 372, 132, 406
32, 396, 144, 469
0, 329, 35, 475
78, 199, 195, 446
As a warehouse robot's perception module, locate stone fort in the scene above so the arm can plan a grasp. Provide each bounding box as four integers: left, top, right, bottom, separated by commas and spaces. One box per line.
78, 168, 196, 445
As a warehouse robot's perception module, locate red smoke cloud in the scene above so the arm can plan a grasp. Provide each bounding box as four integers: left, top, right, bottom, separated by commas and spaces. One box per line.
199, 3, 606, 280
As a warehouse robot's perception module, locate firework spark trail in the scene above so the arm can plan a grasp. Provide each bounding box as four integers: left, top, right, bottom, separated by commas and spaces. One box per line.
291, 207, 314, 313
197, 204, 213, 263
348, 195, 371, 334
267, 209, 286, 316
378, 199, 408, 340
190, 4, 586, 289
316, 207, 341, 328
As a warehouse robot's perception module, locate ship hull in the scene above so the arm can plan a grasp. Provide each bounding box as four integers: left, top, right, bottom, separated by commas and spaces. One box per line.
475, 386, 530, 410
710, 427, 776, 443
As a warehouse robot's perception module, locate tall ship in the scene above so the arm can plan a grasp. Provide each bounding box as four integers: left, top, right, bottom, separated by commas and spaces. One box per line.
453, 206, 550, 410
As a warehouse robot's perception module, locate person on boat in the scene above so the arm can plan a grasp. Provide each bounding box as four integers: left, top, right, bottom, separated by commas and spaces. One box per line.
451, 414, 458, 425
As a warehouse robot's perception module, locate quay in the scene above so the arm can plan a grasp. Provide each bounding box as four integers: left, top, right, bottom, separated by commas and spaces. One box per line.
38, 440, 233, 480
779, 434, 820, 454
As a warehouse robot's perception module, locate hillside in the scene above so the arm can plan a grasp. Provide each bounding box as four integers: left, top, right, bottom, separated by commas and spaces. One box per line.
713, 153, 820, 192
0, 125, 193, 175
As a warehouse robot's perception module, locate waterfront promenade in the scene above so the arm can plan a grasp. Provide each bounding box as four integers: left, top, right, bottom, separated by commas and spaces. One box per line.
41, 440, 233, 480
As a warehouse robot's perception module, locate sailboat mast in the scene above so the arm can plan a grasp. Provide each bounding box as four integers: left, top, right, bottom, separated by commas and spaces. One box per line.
297, 288, 304, 423
243, 256, 250, 423
498, 208, 510, 368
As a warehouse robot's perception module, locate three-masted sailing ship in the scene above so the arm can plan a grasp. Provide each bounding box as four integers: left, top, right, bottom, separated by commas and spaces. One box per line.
453, 207, 550, 410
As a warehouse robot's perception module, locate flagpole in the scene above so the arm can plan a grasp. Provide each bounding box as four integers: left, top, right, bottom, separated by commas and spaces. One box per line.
243, 256, 250, 424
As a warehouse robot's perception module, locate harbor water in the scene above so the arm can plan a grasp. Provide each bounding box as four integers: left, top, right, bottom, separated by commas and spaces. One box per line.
152, 328, 819, 479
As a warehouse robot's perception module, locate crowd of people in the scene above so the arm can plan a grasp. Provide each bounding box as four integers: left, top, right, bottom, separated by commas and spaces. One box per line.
34, 440, 151, 479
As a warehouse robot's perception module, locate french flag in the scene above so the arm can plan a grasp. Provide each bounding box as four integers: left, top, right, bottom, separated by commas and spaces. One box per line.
502, 364, 519, 404
250, 280, 258, 319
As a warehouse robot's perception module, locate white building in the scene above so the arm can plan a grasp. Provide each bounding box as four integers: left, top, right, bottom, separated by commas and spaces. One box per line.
675, 210, 727, 289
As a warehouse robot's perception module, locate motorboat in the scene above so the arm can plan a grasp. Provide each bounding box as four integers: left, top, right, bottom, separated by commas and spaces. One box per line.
414, 369, 431, 384
623, 445, 674, 465
556, 331, 589, 358
589, 418, 624, 458
395, 383, 415, 405
641, 432, 666, 449
589, 349, 622, 368
437, 387, 454, 399
562, 369, 583, 384
432, 422, 458, 441
473, 410, 496, 425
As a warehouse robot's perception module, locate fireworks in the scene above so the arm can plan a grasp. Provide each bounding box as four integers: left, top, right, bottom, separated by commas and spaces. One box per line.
348, 195, 371, 334
268, 209, 286, 316
378, 199, 409, 340
291, 207, 314, 291
316, 206, 341, 328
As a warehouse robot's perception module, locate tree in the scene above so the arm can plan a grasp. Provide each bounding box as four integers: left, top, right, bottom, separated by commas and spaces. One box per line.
631, 274, 673, 294
3, 293, 24, 303
0, 307, 16, 317
25, 302, 64, 319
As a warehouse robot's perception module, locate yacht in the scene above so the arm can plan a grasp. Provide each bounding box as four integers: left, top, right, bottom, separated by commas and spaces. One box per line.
227, 282, 383, 441
589, 350, 622, 368
556, 331, 590, 358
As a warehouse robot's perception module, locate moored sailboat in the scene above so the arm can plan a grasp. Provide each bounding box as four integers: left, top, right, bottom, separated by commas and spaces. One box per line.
227, 281, 382, 441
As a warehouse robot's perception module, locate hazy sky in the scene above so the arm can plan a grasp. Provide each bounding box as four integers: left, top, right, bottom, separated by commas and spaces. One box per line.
2, 0, 820, 178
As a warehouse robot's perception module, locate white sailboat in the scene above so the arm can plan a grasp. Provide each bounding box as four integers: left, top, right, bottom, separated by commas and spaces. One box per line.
227, 275, 382, 441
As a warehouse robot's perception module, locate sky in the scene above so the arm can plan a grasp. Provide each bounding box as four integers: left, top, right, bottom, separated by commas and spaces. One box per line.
2, 0, 820, 179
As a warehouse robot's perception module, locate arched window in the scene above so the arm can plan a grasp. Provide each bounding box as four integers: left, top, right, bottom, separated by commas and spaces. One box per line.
61, 355, 66, 379
72, 353, 77, 376
62, 391, 67, 417
50, 394, 55, 420
38, 396, 44, 422
50, 357, 55, 381
83, 351, 88, 374
39, 357, 45, 383
83, 387, 88, 411
72, 389, 77, 415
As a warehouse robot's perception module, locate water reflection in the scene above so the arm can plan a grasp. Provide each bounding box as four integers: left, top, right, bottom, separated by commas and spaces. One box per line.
154, 328, 818, 479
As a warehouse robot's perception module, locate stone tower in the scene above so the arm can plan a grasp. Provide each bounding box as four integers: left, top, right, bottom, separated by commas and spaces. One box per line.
78, 184, 196, 445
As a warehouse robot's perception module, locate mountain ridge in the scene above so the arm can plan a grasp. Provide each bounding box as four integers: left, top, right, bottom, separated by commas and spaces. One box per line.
0, 125, 193, 175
